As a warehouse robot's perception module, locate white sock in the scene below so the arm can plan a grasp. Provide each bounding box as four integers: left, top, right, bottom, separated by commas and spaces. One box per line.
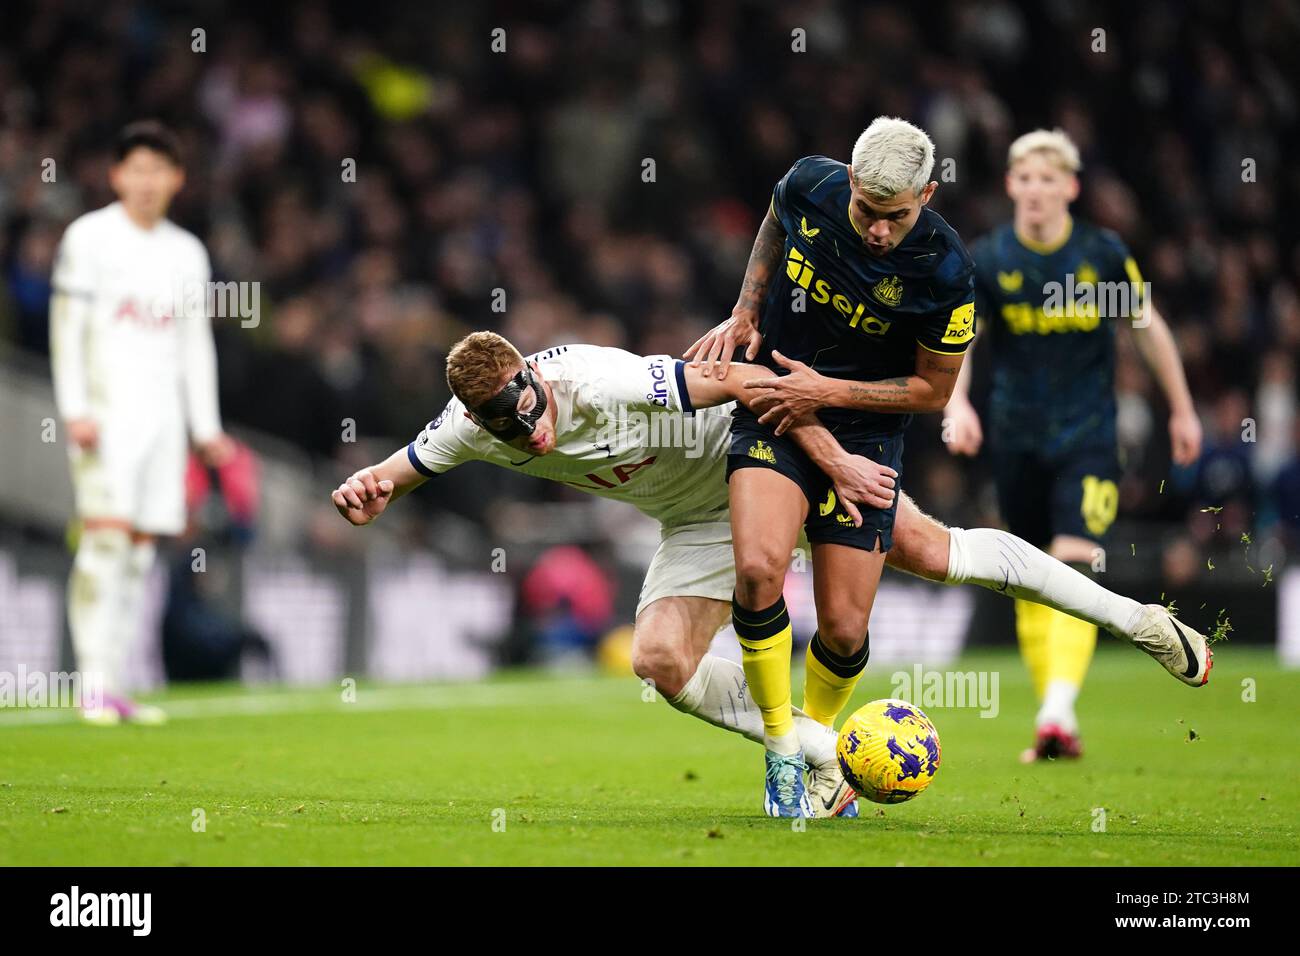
68, 528, 133, 696
1037, 679, 1079, 734
667, 654, 839, 769
115, 539, 157, 684
945, 527, 1144, 639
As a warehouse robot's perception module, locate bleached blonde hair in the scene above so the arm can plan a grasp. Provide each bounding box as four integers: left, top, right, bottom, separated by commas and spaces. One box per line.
850, 117, 936, 200
1008, 128, 1082, 172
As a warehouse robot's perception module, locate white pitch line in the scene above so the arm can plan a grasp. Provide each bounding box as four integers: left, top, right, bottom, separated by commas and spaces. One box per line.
0, 677, 632, 726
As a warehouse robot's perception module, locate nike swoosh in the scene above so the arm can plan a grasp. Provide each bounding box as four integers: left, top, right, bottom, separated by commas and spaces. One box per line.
1170, 616, 1200, 679
509, 456, 534, 466
994, 568, 1010, 594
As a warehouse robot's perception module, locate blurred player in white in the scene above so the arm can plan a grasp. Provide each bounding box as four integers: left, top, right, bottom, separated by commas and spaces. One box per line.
50, 121, 232, 725
333, 332, 1208, 817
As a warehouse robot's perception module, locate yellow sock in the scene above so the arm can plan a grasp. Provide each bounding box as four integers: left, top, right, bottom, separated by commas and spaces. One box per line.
1045, 607, 1097, 689
1015, 599, 1052, 701
732, 594, 795, 744
802, 630, 870, 727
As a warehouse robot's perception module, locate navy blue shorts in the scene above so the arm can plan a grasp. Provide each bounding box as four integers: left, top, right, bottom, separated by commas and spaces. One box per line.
992, 441, 1120, 547
725, 408, 903, 552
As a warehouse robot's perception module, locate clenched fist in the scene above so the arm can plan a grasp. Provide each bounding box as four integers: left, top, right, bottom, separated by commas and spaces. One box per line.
331, 469, 395, 526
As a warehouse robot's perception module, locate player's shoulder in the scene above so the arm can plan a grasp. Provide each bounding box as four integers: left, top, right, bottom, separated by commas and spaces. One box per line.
783, 154, 847, 190
418, 392, 476, 448
61, 203, 120, 243
906, 207, 975, 297
777, 155, 849, 212
1074, 218, 1132, 263
969, 222, 1015, 263
528, 343, 656, 380
159, 218, 210, 260
967, 223, 1018, 287
528, 343, 613, 380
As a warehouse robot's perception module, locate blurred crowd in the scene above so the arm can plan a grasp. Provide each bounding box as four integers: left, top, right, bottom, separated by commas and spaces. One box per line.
2, 0, 1299, 573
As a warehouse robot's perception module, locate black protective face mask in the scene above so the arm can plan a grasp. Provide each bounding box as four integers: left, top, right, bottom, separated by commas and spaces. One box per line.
470, 367, 548, 441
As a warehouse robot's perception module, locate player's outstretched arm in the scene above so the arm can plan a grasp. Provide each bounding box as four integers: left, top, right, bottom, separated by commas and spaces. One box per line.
1125, 303, 1202, 466
681, 361, 896, 526
683, 206, 785, 380
331, 446, 427, 526
743, 344, 965, 434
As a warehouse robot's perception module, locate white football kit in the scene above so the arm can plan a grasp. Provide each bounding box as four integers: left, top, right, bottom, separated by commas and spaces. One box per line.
407, 344, 738, 613
51, 201, 222, 535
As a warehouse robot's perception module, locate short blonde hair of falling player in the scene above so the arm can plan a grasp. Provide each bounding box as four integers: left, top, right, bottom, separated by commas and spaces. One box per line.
1007, 128, 1083, 173
446, 331, 526, 408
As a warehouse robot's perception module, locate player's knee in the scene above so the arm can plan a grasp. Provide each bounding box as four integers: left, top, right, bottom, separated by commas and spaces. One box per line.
817, 619, 869, 658
733, 548, 789, 606
630, 636, 691, 699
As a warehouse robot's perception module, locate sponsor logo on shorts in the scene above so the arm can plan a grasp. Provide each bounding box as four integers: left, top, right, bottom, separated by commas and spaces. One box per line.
818, 489, 857, 525
747, 440, 776, 464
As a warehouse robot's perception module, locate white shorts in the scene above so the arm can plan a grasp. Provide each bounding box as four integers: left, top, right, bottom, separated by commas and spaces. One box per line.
69, 415, 187, 535
636, 519, 736, 617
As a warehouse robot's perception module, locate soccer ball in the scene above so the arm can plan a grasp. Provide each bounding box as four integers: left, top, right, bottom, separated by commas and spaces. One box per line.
836, 699, 942, 804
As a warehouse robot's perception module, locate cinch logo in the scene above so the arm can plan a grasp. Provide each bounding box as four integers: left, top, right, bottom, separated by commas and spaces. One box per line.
786, 248, 892, 336
748, 440, 776, 464
645, 357, 670, 407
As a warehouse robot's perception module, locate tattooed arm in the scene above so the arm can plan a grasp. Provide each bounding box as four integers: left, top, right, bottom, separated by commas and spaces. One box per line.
684, 205, 786, 380
744, 344, 966, 434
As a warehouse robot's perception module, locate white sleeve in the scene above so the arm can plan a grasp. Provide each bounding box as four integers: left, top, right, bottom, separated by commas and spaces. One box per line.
180, 244, 223, 443
49, 223, 95, 421
586, 349, 695, 417
406, 401, 477, 477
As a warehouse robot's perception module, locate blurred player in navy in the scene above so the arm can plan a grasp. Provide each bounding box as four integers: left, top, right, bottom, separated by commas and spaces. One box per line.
943, 130, 1205, 761
686, 117, 977, 816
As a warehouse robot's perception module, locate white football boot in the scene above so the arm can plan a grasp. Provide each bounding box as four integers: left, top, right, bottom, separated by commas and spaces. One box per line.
1127, 604, 1213, 687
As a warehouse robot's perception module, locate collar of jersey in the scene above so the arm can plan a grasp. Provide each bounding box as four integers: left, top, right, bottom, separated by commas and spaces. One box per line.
1014, 215, 1073, 255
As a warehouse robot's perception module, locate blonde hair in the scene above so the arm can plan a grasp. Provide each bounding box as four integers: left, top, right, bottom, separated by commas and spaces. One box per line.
1008, 128, 1082, 172
446, 331, 525, 407
850, 116, 936, 199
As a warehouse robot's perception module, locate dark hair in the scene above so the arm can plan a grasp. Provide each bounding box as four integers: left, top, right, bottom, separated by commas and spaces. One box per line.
114, 120, 183, 166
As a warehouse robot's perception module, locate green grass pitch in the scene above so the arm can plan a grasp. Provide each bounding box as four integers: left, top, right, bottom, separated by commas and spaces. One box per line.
1, 647, 1296, 866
